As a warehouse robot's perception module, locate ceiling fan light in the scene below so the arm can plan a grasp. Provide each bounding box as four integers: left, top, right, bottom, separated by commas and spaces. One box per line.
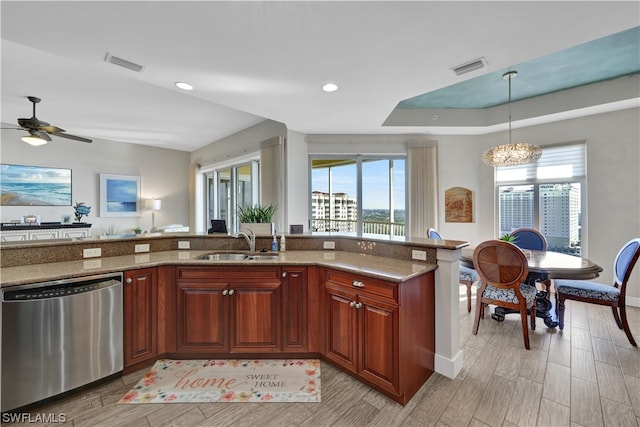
21, 135, 49, 146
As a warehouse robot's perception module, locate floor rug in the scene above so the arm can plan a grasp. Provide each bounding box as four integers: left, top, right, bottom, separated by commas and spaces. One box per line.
118, 359, 321, 403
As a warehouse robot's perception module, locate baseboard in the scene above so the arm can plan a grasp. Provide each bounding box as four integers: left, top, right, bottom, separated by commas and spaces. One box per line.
434, 350, 463, 379
626, 295, 640, 308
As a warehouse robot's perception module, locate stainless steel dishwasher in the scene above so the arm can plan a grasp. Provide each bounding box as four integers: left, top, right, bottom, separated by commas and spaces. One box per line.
1, 272, 123, 412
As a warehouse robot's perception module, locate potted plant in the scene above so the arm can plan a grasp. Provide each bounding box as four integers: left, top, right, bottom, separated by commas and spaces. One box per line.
237, 203, 277, 235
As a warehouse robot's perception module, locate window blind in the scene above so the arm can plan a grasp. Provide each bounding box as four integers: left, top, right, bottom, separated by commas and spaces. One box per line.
497, 143, 585, 182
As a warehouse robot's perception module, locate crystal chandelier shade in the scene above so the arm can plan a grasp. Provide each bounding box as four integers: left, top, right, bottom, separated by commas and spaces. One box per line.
482, 71, 542, 167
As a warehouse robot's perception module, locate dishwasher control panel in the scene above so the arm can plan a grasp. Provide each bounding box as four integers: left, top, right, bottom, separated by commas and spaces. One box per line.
2, 274, 122, 301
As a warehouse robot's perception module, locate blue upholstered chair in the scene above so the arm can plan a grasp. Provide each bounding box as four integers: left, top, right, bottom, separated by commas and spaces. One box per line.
510, 228, 547, 251
473, 240, 537, 349
428, 228, 479, 312
510, 228, 550, 291
555, 238, 640, 346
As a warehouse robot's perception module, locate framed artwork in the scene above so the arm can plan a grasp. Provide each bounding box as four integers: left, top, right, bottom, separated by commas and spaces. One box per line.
1, 164, 72, 206
100, 174, 141, 217
445, 186, 473, 223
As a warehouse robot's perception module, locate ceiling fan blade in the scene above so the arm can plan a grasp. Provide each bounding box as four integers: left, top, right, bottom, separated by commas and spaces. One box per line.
52, 132, 93, 143
41, 125, 66, 134
39, 132, 53, 142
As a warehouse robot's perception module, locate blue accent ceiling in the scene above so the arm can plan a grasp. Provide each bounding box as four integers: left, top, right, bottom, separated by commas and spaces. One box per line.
398, 26, 640, 110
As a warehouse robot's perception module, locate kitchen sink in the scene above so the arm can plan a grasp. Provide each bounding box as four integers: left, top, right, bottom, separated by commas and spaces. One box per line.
195, 252, 279, 261
245, 255, 279, 261
197, 253, 250, 261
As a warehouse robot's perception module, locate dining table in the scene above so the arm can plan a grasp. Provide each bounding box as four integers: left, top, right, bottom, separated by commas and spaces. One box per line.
460, 246, 603, 327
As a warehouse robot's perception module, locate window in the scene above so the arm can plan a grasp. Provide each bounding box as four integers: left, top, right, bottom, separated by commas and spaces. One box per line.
310, 156, 406, 237
496, 143, 585, 255
205, 161, 259, 233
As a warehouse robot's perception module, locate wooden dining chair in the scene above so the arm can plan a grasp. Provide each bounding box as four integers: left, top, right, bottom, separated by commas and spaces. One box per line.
510, 227, 551, 292
472, 240, 537, 349
428, 228, 478, 312
555, 238, 640, 346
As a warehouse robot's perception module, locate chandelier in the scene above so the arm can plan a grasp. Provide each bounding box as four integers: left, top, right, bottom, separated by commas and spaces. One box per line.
482, 71, 541, 167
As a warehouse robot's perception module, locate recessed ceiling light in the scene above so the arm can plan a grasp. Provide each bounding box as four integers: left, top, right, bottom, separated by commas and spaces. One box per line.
175, 81, 194, 91
322, 83, 338, 92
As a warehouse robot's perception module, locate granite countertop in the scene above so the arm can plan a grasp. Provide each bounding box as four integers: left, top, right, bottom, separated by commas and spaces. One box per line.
0, 250, 437, 288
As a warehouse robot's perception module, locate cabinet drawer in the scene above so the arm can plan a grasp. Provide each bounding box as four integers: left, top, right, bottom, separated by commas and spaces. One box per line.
325, 269, 397, 301
177, 267, 280, 281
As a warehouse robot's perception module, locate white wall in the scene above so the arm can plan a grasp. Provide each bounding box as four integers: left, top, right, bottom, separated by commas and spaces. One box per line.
435, 108, 640, 304
286, 130, 309, 232
189, 120, 287, 232
0, 130, 190, 234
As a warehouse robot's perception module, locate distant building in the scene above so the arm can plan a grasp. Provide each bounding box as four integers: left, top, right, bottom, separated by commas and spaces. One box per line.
540, 183, 580, 251
500, 184, 581, 253
311, 191, 357, 232
499, 187, 535, 234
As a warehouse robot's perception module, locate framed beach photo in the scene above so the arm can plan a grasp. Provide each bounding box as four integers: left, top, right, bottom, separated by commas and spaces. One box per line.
1, 164, 72, 206
100, 174, 141, 217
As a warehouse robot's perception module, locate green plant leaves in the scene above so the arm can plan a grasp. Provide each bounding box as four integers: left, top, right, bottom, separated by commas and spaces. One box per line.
237, 203, 277, 223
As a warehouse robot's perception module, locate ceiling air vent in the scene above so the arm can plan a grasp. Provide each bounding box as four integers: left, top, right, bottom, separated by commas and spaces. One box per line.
104, 53, 145, 73
451, 57, 487, 76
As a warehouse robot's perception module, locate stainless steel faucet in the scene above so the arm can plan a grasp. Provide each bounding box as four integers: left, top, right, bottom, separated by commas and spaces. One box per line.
236, 229, 256, 252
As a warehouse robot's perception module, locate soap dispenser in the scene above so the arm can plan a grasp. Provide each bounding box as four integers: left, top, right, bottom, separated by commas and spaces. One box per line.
280, 235, 286, 252
271, 235, 279, 252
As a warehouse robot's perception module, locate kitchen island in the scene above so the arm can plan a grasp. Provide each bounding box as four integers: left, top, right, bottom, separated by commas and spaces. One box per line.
0, 233, 468, 405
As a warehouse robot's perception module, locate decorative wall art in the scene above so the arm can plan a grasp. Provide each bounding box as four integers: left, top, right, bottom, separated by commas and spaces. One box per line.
99, 174, 141, 217
444, 187, 473, 223
0, 164, 72, 206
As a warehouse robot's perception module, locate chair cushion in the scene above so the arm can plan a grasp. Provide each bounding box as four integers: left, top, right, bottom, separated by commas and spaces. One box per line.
480, 282, 537, 306
459, 265, 479, 282
555, 280, 620, 302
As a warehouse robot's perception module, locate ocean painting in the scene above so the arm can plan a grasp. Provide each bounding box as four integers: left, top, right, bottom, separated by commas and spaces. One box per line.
100, 174, 141, 217
1, 164, 72, 206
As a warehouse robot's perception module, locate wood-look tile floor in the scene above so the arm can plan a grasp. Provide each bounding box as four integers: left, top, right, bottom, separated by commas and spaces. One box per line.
5, 289, 640, 427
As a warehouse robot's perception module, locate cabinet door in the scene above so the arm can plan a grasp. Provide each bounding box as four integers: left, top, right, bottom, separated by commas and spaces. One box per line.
124, 268, 158, 367
176, 282, 229, 353
324, 283, 358, 373
358, 294, 399, 394
231, 281, 281, 352
282, 268, 308, 351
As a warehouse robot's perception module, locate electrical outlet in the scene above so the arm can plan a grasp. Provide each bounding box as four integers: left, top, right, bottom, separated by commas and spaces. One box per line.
323, 241, 335, 250
412, 249, 427, 261
178, 241, 190, 249
83, 248, 101, 258
135, 243, 150, 253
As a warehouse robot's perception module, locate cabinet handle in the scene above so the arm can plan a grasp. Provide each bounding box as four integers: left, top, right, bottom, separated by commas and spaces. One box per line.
349, 301, 356, 307
222, 289, 228, 296
352, 280, 365, 288
282, 272, 287, 278
355, 302, 363, 309
229, 289, 235, 295
126, 278, 133, 284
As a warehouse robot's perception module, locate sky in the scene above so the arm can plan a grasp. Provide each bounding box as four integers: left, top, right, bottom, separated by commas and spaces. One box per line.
311, 159, 405, 210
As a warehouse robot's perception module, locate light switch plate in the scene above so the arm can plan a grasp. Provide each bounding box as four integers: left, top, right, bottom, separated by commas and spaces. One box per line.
178, 241, 190, 249
83, 248, 101, 258
323, 241, 335, 250
412, 249, 427, 261
135, 243, 150, 253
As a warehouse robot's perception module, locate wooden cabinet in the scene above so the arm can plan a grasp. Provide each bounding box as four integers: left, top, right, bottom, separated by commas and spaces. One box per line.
175, 267, 282, 354
324, 268, 434, 405
281, 267, 308, 352
123, 268, 158, 367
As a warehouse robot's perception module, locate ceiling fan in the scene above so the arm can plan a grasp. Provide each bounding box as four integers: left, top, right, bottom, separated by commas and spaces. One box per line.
4, 96, 92, 145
